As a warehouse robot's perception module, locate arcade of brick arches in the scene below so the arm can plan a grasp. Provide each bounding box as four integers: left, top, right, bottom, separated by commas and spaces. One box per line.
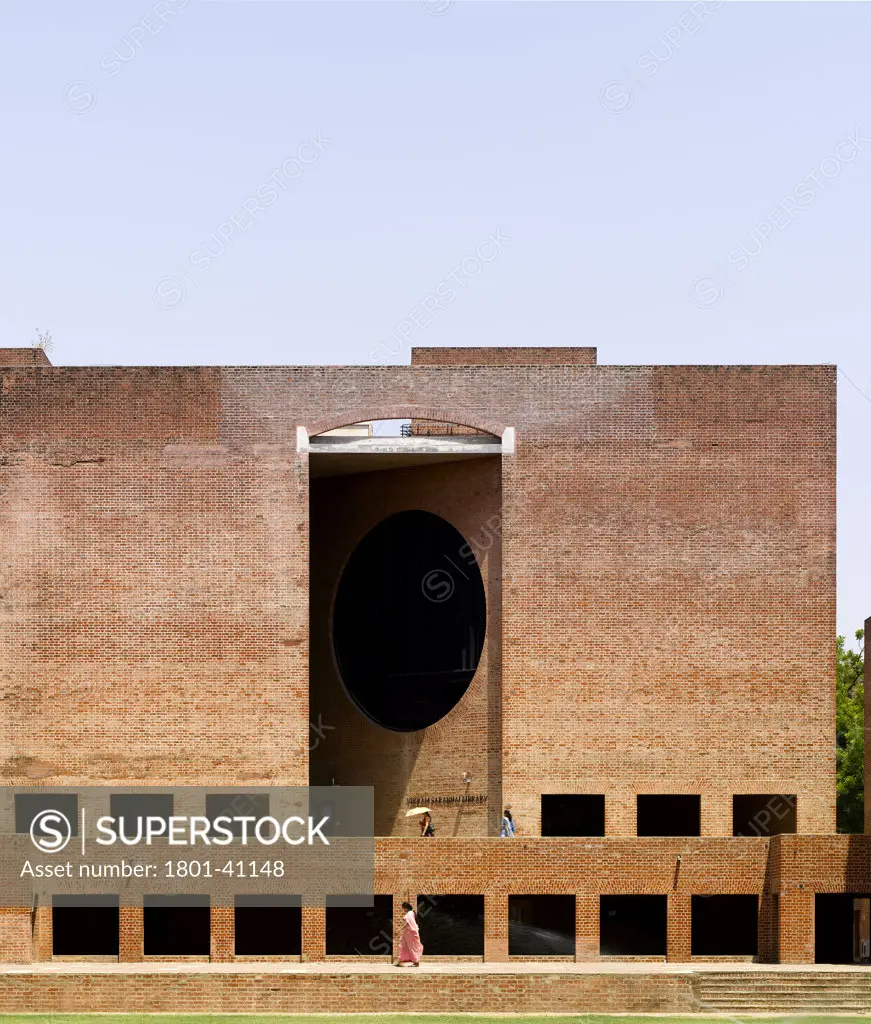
1, 343, 870, 1014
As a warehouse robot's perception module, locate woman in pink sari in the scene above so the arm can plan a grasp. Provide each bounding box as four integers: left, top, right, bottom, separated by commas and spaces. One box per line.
396, 901, 423, 966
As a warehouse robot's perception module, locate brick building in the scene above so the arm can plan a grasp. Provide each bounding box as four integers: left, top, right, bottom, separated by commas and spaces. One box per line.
0, 343, 866, 980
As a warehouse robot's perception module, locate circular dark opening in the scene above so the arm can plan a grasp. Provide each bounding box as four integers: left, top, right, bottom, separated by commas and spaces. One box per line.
333, 510, 486, 732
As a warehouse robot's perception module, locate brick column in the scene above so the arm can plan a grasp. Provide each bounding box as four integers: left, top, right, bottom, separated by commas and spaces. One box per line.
211, 902, 234, 962
778, 889, 814, 963
119, 904, 143, 962
667, 892, 692, 962
575, 894, 599, 961
301, 904, 326, 961
702, 792, 732, 836
32, 905, 52, 962
758, 893, 778, 963
0, 908, 32, 964
608, 792, 636, 836
484, 893, 509, 961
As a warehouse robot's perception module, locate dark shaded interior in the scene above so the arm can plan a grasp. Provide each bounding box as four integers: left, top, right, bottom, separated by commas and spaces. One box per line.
333, 509, 486, 731
600, 895, 667, 956
636, 795, 701, 837
15, 792, 78, 836
691, 894, 758, 956
325, 895, 393, 955
143, 896, 210, 956
733, 794, 797, 836
234, 896, 301, 956
541, 794, 605, 836
815, 893, 869, 964
417, 894, 485, 954
508, 895, 575, 955
52, 896, 119, 956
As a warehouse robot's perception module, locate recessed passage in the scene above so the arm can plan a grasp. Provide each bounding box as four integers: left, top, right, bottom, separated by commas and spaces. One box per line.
325, 895, 393, 956
52, 896, 119, 957
541, 794, 605, 836
815, 894, 871, 964
508, 895, 575, 956
600, 895, 667, 956
691, 895, 758, 956
636, 795, 700, 837
417, 895, 484, 955
733, 794, 797, 836
143, 895, 210, 957
235, 895, 301, 956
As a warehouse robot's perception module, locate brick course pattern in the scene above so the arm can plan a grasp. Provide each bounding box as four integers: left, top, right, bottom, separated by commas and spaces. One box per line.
0, 346, 843, 981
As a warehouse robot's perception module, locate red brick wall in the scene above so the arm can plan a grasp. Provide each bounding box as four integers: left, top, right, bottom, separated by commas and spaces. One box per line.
411, 347, 598, 365
0, 348, 51, 367
0, 363, 835, 838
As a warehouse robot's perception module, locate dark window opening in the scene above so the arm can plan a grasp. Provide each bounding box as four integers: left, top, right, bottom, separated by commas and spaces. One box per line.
541, 794, 605, 837
110, 793, 174, 840
815, 894, 871, 964
234, 896, 301, 956
508, 895, 575, 956
15, 793, 78, 837
600, 895, 667, 956
691, 895, 758, 956
732, 795, 796, 836
325, 895, 393, 955
143, 896, 210, 956
333, 510, 486, 731
637, 795, 700, 837
417, 895, 484, 955
52, 896, 119, 956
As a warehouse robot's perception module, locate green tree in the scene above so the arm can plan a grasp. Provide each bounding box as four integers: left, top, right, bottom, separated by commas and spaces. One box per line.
836, 628, 865, 833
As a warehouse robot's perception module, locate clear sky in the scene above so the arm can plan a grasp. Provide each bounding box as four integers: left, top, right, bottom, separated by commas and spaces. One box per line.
1, 1, 868, 640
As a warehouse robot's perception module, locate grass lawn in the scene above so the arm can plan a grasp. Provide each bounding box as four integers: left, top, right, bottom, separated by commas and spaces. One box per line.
0, 1017, 868, 1024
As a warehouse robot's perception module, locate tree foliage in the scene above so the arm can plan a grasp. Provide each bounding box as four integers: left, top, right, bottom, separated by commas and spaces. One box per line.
836, 628, 865, 833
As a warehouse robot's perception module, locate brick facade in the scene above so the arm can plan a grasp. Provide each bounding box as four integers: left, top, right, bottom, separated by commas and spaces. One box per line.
0, 346, 844, 972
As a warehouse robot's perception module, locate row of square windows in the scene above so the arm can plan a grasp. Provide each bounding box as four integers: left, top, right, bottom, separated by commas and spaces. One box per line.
540, 794, 797, 837
50, 892, 868, 963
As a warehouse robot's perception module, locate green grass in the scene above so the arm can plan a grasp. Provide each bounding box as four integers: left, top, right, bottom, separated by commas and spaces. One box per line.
0, 1017, 868, 1024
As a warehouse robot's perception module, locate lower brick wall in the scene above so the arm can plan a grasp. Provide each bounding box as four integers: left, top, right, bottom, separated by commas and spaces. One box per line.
4, 835, 870, 966
0, 970, 697, 1014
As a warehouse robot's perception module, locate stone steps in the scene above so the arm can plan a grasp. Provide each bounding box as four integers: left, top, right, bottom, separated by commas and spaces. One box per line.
696, 971, 871, 1012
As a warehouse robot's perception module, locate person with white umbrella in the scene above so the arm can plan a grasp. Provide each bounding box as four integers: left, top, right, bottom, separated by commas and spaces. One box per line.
405, 806, 435, 837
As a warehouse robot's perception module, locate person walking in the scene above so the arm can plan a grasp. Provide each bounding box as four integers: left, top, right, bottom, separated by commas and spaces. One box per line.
396, 901, 424, 966
420, 811, 435, 837
500, 808, 516, 837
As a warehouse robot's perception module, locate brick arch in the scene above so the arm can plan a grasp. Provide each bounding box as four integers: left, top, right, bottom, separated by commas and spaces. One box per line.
305, 406, 505, 438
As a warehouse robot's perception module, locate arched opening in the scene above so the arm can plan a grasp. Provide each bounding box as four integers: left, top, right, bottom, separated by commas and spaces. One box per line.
332, 510, 486, 731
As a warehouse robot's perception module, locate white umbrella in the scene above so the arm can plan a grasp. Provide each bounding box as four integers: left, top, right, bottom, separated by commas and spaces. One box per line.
405, 806, 430, 817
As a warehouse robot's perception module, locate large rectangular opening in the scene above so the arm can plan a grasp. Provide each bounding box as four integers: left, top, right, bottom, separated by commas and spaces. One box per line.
308, 439, 503, 837
691, 895, 758, 956
234, 896, 301, 956
815, 894, 871, 964
732, 794, 797, 836
325, 894, 393, 956
600, 895, 667, 956
508, 895, 575, 956
143, 896, 210, 957
637, 795, 700, 837
52, 896, 119, 957
541, 794, 605, 836
417, 894, 484, 955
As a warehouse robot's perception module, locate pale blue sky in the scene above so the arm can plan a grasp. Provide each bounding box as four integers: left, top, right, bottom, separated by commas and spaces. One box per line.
1, 1, 868, 640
